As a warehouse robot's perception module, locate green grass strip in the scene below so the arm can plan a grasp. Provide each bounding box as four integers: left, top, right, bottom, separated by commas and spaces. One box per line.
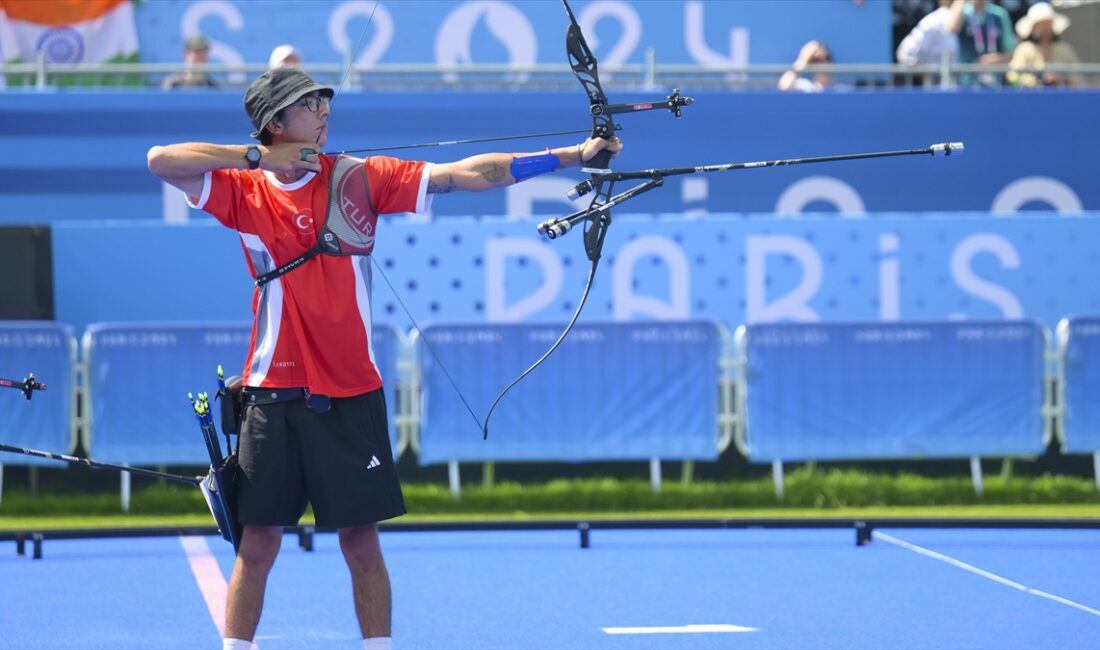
2, 505, 1098, 532
1, 469, 1097, 531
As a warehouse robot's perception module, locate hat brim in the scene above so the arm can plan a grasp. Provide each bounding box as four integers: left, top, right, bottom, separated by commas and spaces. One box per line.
1016, 13, 1071, 39
250, 83, 335, 140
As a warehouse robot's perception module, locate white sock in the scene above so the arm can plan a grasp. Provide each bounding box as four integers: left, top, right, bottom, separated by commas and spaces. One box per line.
363, 637, 392, 650
222, 639, 255, 650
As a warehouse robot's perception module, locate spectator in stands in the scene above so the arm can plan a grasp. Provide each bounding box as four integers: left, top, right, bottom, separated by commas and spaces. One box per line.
778, 40, 833, 92
268, 43, 302, 69
1007, 2, 1084, 87
896, 0, 965, 68
957, 0, 1016, 85
145, 66, 622, 650
161, 35, 218, 89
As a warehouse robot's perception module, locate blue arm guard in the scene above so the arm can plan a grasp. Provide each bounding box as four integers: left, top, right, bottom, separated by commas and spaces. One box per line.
510, 151, 561, 182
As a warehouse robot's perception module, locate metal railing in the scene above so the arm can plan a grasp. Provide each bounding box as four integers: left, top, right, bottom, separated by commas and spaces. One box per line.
5, 56, 1100, 91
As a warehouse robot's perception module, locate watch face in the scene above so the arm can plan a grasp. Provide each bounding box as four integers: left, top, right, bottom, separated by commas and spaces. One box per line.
246, 147, 261, 162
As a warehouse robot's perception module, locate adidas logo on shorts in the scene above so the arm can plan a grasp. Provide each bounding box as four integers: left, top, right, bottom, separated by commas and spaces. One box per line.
367, 455, 382, 470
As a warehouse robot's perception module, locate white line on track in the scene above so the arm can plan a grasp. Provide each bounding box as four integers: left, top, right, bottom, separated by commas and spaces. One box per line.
875, 531, 1100, 618
603, 624, 757, 634
180, 535, 229, 637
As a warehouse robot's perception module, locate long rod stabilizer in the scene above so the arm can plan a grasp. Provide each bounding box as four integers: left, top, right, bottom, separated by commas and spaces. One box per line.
606, 142, 965, 183
543, 142, 966, 239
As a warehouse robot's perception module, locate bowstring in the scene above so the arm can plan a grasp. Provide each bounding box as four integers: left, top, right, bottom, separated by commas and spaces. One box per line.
371, 257, 485, 431
333, 0, 379, 103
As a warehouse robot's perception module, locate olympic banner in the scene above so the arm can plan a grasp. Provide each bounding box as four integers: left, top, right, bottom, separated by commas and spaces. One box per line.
131, 0, 890, 69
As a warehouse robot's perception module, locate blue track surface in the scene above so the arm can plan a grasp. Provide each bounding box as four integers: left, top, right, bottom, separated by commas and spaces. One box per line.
2, 527, 1098, 649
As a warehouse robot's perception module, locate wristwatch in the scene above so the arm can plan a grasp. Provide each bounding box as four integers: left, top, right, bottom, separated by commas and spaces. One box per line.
245, 145, 262, 170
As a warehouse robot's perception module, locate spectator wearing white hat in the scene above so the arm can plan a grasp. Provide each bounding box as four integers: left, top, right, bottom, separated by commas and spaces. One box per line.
268, 44, 302, 69
1008, 2, 1084, 87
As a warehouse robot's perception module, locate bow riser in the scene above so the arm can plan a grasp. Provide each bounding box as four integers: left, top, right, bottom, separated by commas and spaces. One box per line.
564, 19, 614, 172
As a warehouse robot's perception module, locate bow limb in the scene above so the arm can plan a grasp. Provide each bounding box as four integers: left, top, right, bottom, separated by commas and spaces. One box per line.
481, 182, 621, 440
481, 252, 601, 440
562, 0, 616, 173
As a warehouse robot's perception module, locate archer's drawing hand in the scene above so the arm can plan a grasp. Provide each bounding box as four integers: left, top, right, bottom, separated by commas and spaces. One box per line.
262, 142, 323, 175
580, 136, 623, 164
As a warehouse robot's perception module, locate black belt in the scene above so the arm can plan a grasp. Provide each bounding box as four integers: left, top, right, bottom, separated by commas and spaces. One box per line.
242, 387, 332, 413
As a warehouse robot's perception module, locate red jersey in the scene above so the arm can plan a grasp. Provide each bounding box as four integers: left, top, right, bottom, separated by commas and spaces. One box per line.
189, 155, 432, 397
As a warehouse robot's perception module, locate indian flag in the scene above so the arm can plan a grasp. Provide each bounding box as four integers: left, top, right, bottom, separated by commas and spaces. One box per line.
1, 0, 139, 85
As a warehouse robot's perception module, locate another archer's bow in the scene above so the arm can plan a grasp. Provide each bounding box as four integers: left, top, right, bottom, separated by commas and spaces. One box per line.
0, 373, 46, 400
478, 0, 693, 439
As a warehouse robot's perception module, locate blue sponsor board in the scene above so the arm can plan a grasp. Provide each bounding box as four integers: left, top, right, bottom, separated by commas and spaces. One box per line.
417, 321, 723, 463
50, 213, 1100, 335
1, 91, 1097, 223
740, 321, 1047, 461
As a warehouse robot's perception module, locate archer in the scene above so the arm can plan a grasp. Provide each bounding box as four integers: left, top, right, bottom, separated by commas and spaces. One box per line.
146, 64, 621, 650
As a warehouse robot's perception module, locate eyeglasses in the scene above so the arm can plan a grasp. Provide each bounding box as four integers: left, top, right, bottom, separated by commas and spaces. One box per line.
293, 93, 330, 113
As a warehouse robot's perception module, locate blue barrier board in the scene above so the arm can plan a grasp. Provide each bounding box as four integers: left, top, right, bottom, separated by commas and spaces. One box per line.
417, 320, 723, 464
741, 320, 1047, 461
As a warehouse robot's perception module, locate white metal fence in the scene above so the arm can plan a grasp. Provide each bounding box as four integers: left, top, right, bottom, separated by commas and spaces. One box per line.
5, 57, 1100, 91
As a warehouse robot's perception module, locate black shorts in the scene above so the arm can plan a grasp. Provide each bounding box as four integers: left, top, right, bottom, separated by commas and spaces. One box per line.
235, 388, 406, 528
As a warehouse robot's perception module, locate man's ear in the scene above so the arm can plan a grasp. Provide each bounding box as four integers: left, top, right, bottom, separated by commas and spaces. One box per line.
265, 119, 283, 138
